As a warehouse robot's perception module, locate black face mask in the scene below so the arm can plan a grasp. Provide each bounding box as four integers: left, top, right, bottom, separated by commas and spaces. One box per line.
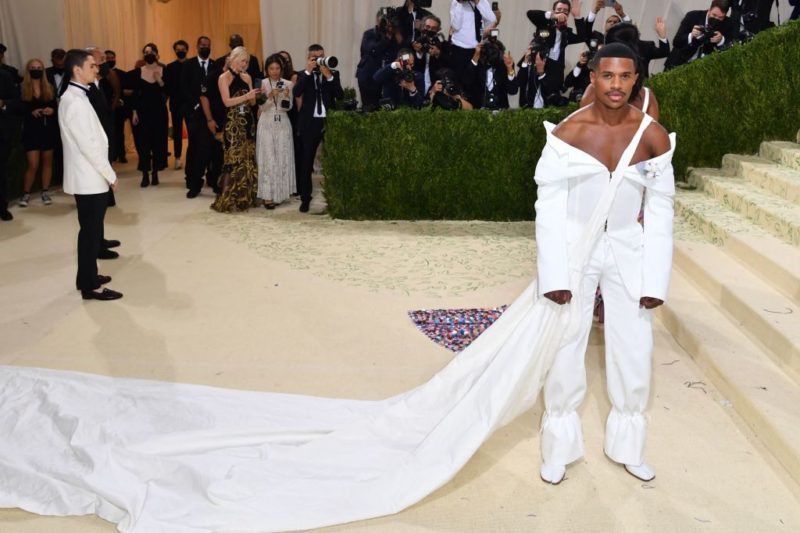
106, 60, 116, 69
144, 54, 157, 65
29, 69, 43, 80
99, 63, 111, 76
198, 47, 211, 59
176, 50, 187, 60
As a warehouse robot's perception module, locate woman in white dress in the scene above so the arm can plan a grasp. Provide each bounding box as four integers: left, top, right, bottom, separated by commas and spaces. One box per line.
256, 54, 295, 209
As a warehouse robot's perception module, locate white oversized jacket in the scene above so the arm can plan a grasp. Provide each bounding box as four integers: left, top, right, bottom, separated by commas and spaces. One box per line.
59, 83, 117, 195
534, 121, 677, 301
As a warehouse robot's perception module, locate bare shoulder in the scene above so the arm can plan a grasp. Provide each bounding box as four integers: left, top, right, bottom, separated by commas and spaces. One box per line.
643, 121, 671, 158
552, 106, 592, 141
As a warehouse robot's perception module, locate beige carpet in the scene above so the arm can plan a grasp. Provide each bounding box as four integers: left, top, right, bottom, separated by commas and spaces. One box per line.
1, 163, 798, 532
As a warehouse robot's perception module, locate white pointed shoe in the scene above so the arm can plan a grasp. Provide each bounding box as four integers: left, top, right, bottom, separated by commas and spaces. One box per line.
624, 462, 655, 482
540, 462, 566, 485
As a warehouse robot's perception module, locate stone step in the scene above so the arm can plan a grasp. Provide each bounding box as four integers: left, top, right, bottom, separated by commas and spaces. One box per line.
672, 239, 800, 378
689, 169, 800, 246
760, 140, 800, 172
659, 268, 800, 487
722, 154, 800, 206
674, 191, 800, 303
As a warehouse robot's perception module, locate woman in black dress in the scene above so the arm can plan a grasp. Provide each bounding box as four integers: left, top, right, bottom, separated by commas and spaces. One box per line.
131, 43, 169, 187
18, 58, 58, 208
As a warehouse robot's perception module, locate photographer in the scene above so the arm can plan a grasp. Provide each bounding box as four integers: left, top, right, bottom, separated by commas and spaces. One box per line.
373, 50, 424, 109
429, 68, 473, 110
412, 15, 449, 96
526, 0, 587, 88
665, 0, 737, 70
463, 32, 518, 110
293, 44, 343, 213
516, 43, 562, 108
584, 1, 669, 78
562, 46, 592, 103
449, 0, 498, 86
397, 0, 434, 43
731, 0, 775, 40
356, 8, 406, 111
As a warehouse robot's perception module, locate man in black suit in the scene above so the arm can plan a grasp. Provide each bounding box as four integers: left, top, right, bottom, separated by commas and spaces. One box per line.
412, 15, 450, 98
104, 50, 130, 163
792, 0, 800, 20
164, 40, 189, 171
182, 35, 222, 198
372, 49, 424, 108
213, 34, 262, 81
526, 1, 587, 89
516, 44, 562, 108
356, 10, 403, 111
292, 44, 343, 213
45, 49, 67, 95
582, 1, 670, 78
730, 0, 775, 39
0, 44, 22, 85
397, 0, 433, 43
462, 36, 519, 110
665, 0, 737, 70
0, 66, 19, 221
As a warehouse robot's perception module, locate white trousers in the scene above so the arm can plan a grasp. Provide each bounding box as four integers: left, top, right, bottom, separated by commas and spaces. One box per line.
541, 233, 653, 467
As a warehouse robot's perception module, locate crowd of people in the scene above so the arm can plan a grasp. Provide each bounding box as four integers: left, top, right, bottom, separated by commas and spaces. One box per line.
0, 0, 794, 223
356, 0, 786, 112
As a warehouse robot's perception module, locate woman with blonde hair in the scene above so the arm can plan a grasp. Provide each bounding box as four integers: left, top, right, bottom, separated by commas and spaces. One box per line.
18, 58, 58, 207
256, 54, 295, 209
211, 46, 260, 213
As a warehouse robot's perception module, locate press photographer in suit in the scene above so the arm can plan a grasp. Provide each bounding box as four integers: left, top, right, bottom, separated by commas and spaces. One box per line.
372, 49, 424, 109
412, 15, 450, 96
527, 0, 587, 88
516, 42, 562, 108
397, 0, 434, 43
665, 0, 737, 70
292, 44, 343, 213
357, 8, 405, 112
462, 31, 518, 110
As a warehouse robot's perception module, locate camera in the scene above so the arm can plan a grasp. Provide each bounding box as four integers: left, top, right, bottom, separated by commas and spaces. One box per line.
697, 18, 721, 40
378, 6, 400, 35
441, 76, 460, 96
378, 97, 397, 111
479, 30, 503, 67
586, 38, 601, 62
316, 56, 339, 69
417, 30, 445, 53
531, 26, 555, 60
393, 54, 415, 83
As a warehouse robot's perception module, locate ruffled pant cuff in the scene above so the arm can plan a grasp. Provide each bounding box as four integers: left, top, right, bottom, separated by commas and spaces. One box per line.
540, 411, 584, 466
604, 409, 647, 466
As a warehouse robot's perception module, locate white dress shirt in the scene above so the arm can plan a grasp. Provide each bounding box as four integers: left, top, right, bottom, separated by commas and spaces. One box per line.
450, 0, 497, 49
59, 83, 117, 195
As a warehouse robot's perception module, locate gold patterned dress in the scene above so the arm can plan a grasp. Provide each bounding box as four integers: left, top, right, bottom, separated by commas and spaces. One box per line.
211, 72, 258, 213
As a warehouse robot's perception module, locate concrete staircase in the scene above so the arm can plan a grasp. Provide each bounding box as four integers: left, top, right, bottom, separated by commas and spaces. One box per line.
663, 131, 800, 487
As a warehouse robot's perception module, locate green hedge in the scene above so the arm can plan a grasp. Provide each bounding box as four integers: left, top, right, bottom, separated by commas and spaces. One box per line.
648, 19, 800, 180
323, 20, 800, 220
323, 107, 570, 220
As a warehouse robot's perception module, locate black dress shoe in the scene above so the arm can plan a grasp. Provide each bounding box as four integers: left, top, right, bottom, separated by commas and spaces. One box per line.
76, 275, 113, 291
0, 210, 12, 221
186, 189, 201, 199
81, 288, 123, 301
141, 172, 150, 188
299, 200, 310, 213
98, 249, 120, 260
151, 171, 159, 186
102, 239, 121, 249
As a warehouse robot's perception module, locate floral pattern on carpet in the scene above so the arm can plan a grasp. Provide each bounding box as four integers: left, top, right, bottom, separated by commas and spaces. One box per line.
408, 307, 508, 352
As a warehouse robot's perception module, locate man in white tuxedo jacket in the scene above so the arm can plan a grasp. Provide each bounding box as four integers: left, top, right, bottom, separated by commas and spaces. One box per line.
533, 43, 675, 484
59, 49, 122, 301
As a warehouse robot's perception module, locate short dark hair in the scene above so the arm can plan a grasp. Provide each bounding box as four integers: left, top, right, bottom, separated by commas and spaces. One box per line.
229, 34, 244, 48
588, 42, 640, 73
605, 22, 640, 47
51, 48, 66, 60
64, 49, 92, 80
308, 44, 324, 53
264, 53, 284, 72
197, 35, 211, 45
142, 42, 159, 55
710, 0, 730, 12
553, 1, 571, 10
104, 50, 116, 57
173, 40, 189, 51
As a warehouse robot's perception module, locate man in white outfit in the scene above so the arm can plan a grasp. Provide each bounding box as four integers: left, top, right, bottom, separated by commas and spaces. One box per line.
60, 49, 122, 301
533, 43, 675, 484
